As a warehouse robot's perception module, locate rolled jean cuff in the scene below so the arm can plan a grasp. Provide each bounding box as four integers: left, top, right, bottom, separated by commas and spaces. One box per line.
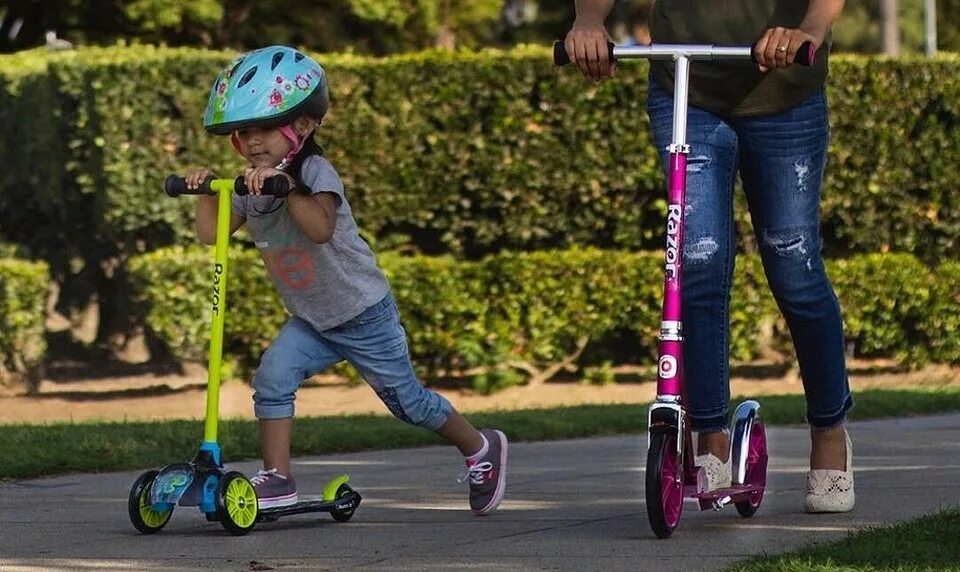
807, 393, 853, 428
254, 402, 295, 420
689, 413, 728, 434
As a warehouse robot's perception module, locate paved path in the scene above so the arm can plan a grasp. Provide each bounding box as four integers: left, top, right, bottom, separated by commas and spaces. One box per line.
2, 414, 959, 571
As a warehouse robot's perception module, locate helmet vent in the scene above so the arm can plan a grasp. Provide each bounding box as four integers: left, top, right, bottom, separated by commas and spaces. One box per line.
294, 52, 306, 62
228, 58, 245, 76
271, 51, 285, 71
237, 66, 258, 88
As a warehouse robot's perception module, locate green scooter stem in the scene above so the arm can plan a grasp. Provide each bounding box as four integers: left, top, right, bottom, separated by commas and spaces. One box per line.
203, 179, 236, 443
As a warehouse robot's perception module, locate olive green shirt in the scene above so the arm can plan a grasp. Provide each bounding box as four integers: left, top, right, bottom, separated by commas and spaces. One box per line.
648, 0, 831, 117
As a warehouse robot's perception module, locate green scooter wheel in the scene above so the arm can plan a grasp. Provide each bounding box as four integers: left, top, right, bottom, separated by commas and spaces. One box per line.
216, 471, 259, 535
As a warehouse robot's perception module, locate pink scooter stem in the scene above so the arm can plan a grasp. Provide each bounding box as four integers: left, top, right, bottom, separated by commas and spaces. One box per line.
656, 55, 692, 400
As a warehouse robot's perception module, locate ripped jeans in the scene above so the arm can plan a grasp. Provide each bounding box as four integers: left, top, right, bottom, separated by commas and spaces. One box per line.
646, 78, 852, 432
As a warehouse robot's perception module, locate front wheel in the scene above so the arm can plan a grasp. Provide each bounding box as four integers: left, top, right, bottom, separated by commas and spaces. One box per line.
645, 432, 684, 539
735, 420, 768, 518
128, 470, 174, 534
216, 472, 259, 535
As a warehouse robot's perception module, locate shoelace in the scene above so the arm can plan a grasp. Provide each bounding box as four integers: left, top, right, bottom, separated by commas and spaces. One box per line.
458, 461, 493, 486
250, 468, 284, 486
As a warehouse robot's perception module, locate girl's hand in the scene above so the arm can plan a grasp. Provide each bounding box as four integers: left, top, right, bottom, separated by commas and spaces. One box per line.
754, 27, 819, 72
184, 168, 215, 190
564, 20, 616, 83
244, 167, 295, 195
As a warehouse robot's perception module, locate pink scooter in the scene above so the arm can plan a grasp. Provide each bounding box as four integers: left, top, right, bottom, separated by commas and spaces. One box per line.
555, 40, 814, 538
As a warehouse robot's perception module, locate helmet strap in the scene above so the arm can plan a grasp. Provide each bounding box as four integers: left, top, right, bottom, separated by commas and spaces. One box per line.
276, 124, 310, 170
230, 124, 314, 171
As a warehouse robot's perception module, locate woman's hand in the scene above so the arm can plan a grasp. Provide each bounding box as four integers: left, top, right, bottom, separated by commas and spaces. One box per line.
184, 168, 215, 191
754, 27, 819, 72
243, 166, 295, 195
564, 19, 616, 82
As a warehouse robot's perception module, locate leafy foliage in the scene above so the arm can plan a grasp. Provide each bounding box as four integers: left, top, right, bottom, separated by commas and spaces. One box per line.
127, 247, 960, 394
0, 258, 48, 386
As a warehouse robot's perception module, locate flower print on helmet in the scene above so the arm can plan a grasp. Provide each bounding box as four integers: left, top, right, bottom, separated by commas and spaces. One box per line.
203, 45, 330, 136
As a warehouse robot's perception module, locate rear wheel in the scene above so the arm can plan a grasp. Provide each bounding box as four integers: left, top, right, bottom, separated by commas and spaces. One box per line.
645, 432, 684, 538
735, 420, 768, 518
330, 484, 357, 522
128, 470, 174, 534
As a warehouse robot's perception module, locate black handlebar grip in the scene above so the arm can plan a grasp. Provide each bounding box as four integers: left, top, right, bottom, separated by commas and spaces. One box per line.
752, 40, 816, 66
553, 40, 615, 66
233, 175, 293, 198
164, 174, 214, 197
793, 41, 816, 66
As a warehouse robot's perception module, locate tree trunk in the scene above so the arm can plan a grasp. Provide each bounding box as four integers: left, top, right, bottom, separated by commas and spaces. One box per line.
880, 0, 900, 56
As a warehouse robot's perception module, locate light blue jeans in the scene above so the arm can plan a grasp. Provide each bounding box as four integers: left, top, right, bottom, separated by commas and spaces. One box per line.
646, 78, 853, 432
252, 293, 453, 430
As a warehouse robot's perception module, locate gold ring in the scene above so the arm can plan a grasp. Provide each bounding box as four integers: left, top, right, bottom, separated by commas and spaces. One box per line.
776, 45, 788, 53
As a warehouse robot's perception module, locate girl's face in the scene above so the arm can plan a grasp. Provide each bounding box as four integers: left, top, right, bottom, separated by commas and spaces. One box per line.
233, 126, 293, 168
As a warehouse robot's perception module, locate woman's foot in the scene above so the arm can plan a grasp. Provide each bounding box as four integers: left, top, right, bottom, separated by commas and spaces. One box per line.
804, 426, 855, 513
694, 430, 731, 492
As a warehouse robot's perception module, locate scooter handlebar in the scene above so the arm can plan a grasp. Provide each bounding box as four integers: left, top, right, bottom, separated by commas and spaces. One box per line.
164, 174, 294, 198
552, 40, 815, 67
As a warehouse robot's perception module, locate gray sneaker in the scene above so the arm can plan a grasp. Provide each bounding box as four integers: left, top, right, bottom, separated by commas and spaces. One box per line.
460, 429, 508, 515
250, 468, 298, 509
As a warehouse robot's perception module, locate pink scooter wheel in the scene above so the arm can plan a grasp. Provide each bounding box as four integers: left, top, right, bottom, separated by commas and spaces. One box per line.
735, 420, 768, 517
645, 432, 684, 538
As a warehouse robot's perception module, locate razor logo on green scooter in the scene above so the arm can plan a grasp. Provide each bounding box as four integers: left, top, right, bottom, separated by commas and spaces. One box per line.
212, 263, 223, 315
127, 174, 362, 536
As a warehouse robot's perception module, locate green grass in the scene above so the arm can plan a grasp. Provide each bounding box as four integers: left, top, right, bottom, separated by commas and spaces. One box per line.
726, 506, 960, 571
1, 388, 959, 480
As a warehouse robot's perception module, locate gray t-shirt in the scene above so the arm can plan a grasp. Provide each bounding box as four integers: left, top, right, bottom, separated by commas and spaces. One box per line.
232, 155, 390, 331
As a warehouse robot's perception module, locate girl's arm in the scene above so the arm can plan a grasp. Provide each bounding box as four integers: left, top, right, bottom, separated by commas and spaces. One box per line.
186, 168, 245, 245
286, 191, 337, 244
242, 166, 337, 244
195, 195, 246, 245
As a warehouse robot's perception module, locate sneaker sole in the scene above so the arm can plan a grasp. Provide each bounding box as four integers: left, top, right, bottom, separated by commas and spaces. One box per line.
474, 430, 508, 515
258, 492, 299, 510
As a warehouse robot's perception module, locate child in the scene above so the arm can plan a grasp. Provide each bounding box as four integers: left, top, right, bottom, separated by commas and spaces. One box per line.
184, 45, 508, 515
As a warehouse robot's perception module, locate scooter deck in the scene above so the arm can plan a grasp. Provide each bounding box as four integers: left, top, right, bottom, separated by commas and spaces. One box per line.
688, 484, 763, 510
257, 490, 362, 521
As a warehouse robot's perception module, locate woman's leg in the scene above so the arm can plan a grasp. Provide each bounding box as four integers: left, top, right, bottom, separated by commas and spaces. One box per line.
735, 90, 853, 471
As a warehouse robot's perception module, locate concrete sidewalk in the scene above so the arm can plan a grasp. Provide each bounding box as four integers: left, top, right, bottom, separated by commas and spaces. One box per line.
2, 414, 959, 571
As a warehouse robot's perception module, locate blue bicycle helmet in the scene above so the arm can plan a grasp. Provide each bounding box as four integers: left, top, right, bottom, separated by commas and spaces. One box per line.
203, 45, 329, 135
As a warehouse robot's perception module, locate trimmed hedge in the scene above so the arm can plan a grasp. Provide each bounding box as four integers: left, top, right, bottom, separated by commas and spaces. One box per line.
1, 46, 959, 269
0, 258, 49, 387
128, 247, 960, 391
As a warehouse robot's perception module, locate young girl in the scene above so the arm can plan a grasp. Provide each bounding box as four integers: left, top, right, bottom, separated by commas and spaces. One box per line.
184, 45, 507, 515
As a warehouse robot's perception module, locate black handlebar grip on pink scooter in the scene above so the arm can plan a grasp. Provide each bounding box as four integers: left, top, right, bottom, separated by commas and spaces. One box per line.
553, 41, 615, 66
793, 41, 816, 66
164, 174, 215, 196
752, 40, 816, 66
233, 175, 293, 198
